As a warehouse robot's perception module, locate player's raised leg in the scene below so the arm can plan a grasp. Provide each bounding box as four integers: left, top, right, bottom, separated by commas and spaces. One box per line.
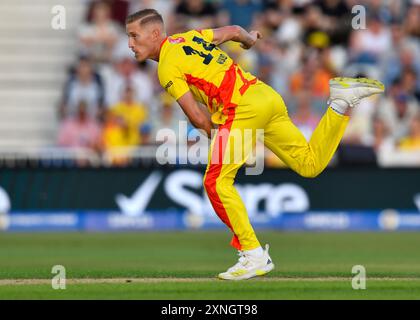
264, 77, 384, 178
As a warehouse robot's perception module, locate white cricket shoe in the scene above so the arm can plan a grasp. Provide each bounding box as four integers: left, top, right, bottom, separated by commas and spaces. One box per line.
218, 244, 275, 280
328, 77, 385, 108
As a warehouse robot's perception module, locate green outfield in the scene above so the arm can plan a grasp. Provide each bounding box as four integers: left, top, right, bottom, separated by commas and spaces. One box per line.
0, 231, 419, 299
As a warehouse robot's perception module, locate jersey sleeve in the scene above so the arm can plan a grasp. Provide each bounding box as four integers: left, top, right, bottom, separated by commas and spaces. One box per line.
158, 62, 190, 101
197, 29, 214, 42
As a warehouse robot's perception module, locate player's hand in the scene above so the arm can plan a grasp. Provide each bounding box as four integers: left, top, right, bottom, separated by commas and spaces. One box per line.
240, 30, 262, 49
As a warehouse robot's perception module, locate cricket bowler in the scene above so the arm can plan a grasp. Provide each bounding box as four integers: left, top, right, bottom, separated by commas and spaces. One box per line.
125, 9, 384, 280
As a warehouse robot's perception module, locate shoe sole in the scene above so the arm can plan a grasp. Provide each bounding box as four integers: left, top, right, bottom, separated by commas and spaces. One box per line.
330, 77, 385, 91
218, 262, 275, 281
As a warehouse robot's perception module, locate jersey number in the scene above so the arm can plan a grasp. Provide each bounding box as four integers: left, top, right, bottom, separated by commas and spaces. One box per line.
182, 46, 213, 65
192, 36, 217, 51
182, 36, 218, 65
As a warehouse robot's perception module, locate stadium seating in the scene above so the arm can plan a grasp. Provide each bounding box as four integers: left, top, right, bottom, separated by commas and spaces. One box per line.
0, 0, 86, 148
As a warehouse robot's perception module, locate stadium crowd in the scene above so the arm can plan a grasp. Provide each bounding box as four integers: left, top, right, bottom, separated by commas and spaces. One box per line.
57, 0, 420, 166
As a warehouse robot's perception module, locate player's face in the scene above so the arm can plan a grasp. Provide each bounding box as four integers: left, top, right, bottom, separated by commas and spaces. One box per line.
126, 22, 155, 62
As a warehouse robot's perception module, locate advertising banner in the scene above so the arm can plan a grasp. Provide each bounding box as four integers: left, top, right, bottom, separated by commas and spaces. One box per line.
1, 167, 419, 216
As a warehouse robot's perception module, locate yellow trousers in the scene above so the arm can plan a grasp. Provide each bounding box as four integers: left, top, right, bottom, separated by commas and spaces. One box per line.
203, 81, 349, 250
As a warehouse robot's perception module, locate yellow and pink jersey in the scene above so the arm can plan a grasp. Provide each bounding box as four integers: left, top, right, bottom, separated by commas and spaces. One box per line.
157, 29, 257, 124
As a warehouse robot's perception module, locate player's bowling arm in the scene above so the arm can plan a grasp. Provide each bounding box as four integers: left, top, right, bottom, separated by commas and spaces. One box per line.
212, 25, 262, 49
177, 91, 214, 138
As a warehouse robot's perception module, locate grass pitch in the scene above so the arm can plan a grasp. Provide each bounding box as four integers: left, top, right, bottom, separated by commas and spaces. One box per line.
0, 231, 419, 299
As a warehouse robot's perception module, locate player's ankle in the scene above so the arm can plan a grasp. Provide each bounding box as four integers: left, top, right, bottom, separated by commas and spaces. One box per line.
243, 246, 264, 258
329, 99, 349, 115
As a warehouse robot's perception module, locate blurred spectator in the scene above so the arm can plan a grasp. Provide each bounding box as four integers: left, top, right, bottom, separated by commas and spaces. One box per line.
377, 81, 419, 140
266, 41, 301, 98
361, 115, 394, 154
266, 1, 303, 45
256, 37, 277, 85
86, 0, 129, 26
404, 3, 420, 38
221, 0, 263, 29
381, 41, 420, 94
316, 0, 352, 45
221, 41, 258, 75
102, 110, 137, 148
398, 114, 420, 151
401, 67, 420, 101
342, 98, 378, 146
342, 72, 380, 145
387, 0, 406, 23
102, 109, 139, 166
289, 50, 333, 98
60, 57, 105, 120
367, 0, 394, 24
388, 22, 411, 54
78, 1, 121, 63
139, 123, 154, 145
317, 0, 348, 18
175, 0, 223, 29
349, 14, 392, 65
372, 114, 420, 167
301, 5, 331, 48
290, 91, 321, 141
57, 101, 102, 151
338, 110, 383, 165
150, 93, 189, 145
102, 56, 154, 107
110, 85, 149, 146
261, 6, 285, 40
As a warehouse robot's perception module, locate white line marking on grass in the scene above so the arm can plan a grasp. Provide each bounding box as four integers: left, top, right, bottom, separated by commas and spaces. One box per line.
0, 277, 419, 285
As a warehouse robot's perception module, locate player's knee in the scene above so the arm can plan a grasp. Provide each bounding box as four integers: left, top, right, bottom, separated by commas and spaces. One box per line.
294, 156, 325, 178
203, 175, 214, 195
203, 175, 232, 197
298, 168, 322, 179
301, 172, 320, 179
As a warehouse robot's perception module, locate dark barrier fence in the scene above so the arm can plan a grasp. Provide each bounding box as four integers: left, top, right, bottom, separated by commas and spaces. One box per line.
1, 167, 419, 232
0, 167, 419, 212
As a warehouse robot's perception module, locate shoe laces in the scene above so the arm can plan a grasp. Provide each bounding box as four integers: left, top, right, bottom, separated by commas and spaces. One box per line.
226, 245, 271, 273
227, 251, 252, 272
350, 96, 360, 108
